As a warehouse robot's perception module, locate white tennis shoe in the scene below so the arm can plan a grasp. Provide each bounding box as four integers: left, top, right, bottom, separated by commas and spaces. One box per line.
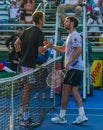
72, 115, 88, 125
51, 115, 67, 124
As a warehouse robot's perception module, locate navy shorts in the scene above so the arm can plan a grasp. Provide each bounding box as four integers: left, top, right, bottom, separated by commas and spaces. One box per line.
63, 69, 83, 86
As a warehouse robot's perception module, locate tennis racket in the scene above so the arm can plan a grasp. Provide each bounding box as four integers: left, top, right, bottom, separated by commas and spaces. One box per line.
46, 69, 66, 94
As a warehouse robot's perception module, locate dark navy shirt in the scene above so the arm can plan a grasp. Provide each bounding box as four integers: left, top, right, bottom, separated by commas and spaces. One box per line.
20, 26, 44, 68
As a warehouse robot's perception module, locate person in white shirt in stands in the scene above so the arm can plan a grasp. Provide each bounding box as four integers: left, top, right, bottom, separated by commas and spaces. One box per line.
9, 0, 20, 19
87, 7, 102, 43
58, 0, 82, 24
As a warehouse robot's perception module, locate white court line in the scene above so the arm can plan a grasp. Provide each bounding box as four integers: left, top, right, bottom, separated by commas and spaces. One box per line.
47, 107, 103, 117
51, 107, 103, 110
48, 113, 103, 117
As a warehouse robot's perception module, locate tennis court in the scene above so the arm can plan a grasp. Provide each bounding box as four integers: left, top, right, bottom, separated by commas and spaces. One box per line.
34, 89, 103, 130
19, 89, 103, 130
0, 57, 103, 130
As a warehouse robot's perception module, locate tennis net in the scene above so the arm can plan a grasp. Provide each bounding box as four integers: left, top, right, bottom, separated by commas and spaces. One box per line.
0, 56, 63, 130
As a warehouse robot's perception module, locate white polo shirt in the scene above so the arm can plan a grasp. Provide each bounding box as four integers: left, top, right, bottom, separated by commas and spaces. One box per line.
65, 30, 84, 71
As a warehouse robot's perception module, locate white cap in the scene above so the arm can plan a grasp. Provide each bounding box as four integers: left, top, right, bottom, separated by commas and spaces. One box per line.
93, 7, 100, 14
94, 7, 100, 11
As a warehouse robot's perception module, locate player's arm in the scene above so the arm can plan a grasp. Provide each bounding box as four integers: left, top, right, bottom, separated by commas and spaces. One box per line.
14, 38, 22, 52
51, 44, 65, 53
38, 44, 50, 54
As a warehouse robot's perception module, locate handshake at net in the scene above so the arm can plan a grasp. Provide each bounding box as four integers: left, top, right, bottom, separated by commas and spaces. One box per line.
43, 39, 54, 48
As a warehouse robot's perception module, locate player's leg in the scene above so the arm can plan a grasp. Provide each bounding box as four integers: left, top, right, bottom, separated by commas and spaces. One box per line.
51, 70, 72, 124
71, 69, 88, 125
17, 66, 35, 126
51, 84, 71, 124
72, 87, 88, 125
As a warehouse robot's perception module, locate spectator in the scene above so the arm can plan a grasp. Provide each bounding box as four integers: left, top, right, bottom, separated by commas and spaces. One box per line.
57, 0, 82, 24
18, 0, 34, 24
9, 0, 20, 20
5, 27, 23, 72
87, 7, 102, 43
24, 0, 34, 24
92, 0, 103, 21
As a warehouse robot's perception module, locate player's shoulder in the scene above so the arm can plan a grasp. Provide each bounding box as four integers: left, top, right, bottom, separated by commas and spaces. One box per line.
72, 31, 80, 38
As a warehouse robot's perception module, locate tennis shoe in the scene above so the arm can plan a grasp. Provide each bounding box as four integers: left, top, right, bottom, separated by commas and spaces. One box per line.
72, 115, 88, 125
21, 118, 35, 126
51, 114, 67, 124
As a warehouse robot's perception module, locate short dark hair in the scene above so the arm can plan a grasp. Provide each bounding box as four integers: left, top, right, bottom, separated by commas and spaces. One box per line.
67, 16, 79, 28
32, 10, 44, 24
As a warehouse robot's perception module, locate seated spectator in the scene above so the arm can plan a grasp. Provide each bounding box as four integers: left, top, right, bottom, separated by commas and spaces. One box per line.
87, 7, 102, 44
92, 0, 103, 21
5, 27, 23, 72
9, 0, 20, 19
57, 0, 82, 24
18, 0, 34, 24
24, 0, 34, 24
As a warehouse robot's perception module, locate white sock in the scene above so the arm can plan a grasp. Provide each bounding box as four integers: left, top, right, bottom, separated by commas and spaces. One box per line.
23, 111, 29, 120
60, 109, 66, 118
78, 107, 85, 116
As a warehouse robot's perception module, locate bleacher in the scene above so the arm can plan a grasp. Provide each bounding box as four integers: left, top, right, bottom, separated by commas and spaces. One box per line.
0, 0, 57, 62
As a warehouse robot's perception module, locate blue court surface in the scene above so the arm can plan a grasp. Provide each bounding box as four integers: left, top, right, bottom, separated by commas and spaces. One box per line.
34, 88, 103, 130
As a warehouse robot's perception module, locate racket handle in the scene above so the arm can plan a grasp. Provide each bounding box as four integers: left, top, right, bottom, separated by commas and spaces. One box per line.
50, 88, 54, 99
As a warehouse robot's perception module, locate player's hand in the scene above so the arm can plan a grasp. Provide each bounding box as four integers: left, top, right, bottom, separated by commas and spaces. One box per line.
43, 40, 53, 47
66, 62, 70, 71
43, 40, 48, 45
46, 40, 53, 48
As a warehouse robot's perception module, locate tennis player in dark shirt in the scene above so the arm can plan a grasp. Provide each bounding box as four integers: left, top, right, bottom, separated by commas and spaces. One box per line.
14, 10, 51, 126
